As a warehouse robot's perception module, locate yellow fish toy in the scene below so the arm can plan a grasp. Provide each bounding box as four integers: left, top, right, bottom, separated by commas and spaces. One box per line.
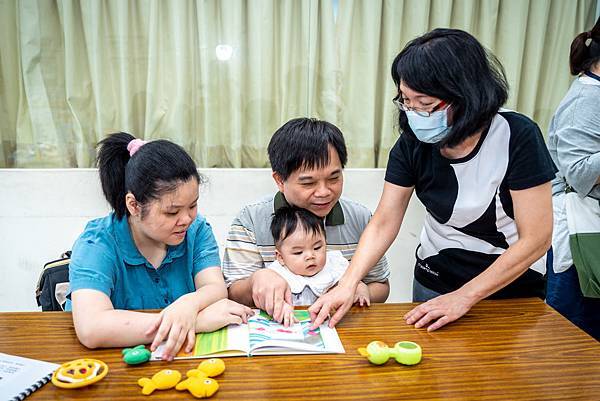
137, 369, 182, 395
176, 376, 219, 398
186, 358, 226, 378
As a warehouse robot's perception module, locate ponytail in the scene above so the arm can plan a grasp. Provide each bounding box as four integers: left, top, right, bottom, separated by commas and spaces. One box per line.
569, 16, 600, 75
96, 132, 200, 220
97, 132, 135, 219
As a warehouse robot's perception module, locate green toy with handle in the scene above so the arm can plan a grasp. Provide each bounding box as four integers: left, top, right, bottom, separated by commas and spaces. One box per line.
358, 340, 422, 365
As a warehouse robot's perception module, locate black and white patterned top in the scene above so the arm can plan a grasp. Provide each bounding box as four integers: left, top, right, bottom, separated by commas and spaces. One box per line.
385, 111, 556, 297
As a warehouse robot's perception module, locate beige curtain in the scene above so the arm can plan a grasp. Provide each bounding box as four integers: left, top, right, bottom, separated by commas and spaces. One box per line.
0, 0, 331, 167
0, 0, 596, 168
331, 0, 598, 166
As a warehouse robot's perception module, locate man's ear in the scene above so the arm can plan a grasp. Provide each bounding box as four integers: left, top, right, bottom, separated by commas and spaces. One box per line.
272, 172, 285, 192
125, 193, 141, 217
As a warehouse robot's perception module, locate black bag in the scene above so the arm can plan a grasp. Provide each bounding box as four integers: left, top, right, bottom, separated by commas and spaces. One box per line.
35, 252, 71, 311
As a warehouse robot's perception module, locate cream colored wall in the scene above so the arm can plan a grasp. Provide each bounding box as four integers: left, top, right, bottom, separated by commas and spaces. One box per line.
0, 169, 425, 311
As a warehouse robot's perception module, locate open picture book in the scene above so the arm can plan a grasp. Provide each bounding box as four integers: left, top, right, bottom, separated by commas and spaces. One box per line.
151, 310, 345, 360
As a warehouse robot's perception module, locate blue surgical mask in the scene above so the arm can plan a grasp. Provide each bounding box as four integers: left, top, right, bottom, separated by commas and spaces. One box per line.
406, 109, 451, 144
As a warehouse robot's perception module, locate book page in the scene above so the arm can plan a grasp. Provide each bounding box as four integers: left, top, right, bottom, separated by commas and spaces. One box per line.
152, 323, 250, 360
249, 310, 345, 355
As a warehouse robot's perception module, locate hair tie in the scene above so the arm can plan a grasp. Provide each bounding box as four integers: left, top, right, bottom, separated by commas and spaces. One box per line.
127, 139, 147, 157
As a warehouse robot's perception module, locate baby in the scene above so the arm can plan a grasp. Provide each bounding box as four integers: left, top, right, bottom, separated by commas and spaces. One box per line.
268, 206, 370, 326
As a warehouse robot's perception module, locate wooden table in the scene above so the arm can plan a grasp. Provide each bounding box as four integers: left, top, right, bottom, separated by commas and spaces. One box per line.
1, 299, 599, 400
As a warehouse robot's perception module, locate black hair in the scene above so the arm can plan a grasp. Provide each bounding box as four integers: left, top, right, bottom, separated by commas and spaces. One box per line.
270, 206, 326, 247
391, 28, 509, 148
569, 16, 600, 75
267, 118, 347, 181
96, 132, 200, 220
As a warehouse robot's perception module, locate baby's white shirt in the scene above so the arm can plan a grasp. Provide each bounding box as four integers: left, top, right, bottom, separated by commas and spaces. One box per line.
266, 250, 349, 306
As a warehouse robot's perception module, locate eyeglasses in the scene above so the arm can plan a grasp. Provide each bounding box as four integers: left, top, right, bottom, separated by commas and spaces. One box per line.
393, 96, 447, 117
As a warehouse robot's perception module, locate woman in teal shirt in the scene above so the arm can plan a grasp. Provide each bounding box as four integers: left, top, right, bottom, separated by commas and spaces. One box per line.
69, 132, 252, 360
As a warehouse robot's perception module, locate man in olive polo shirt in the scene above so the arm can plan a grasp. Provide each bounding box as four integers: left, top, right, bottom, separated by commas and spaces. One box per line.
222, 118, 390, 322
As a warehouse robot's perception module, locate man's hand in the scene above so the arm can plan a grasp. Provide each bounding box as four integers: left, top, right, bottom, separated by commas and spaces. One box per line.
280, 302, 298, 328
404, 290, 477, 331
250, 269, 292, 322
308, 280, 357, 330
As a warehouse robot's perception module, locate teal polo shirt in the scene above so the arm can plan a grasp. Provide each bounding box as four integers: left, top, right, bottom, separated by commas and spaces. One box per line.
67, 213, 221, 310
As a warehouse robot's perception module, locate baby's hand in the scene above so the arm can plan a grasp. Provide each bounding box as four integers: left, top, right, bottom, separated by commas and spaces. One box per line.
281, 302, 298, 327
354, 282, 371, 307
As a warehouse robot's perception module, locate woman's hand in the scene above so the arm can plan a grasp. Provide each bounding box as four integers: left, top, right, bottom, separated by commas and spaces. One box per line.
404, 290, 477, 331
195, 298, 254, 333
308, 279, 357, 330
404, 182, 553, 333
353, 282, 371, 307
147, 292, 201, 360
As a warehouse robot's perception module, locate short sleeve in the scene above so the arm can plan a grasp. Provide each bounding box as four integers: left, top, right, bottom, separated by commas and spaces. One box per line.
222, 208, 264, 285
506, 116, 557, 190
69, 237, 116, 297
385, 134, 418, 187
192, 218, 222, 277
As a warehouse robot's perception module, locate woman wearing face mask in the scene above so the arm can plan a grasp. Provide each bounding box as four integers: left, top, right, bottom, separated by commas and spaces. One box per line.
310, 28, 556, 331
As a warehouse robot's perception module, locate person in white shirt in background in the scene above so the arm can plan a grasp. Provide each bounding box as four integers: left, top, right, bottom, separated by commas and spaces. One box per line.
546, 16, 600, 341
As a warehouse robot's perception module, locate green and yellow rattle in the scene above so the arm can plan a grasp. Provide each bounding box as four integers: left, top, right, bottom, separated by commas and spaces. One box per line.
358, 340, 422, 366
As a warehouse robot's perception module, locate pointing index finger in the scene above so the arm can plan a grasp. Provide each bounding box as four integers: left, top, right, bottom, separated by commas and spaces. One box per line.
310, 303, 330, 330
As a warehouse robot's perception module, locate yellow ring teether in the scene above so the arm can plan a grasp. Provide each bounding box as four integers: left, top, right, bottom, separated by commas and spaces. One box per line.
51, 358, 108, 389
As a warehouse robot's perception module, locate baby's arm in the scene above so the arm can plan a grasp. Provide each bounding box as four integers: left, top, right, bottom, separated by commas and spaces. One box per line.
323, 280, 370, 306
354, 281, 371, 306
365, 280, 389, 303
328, 251, 379, 306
